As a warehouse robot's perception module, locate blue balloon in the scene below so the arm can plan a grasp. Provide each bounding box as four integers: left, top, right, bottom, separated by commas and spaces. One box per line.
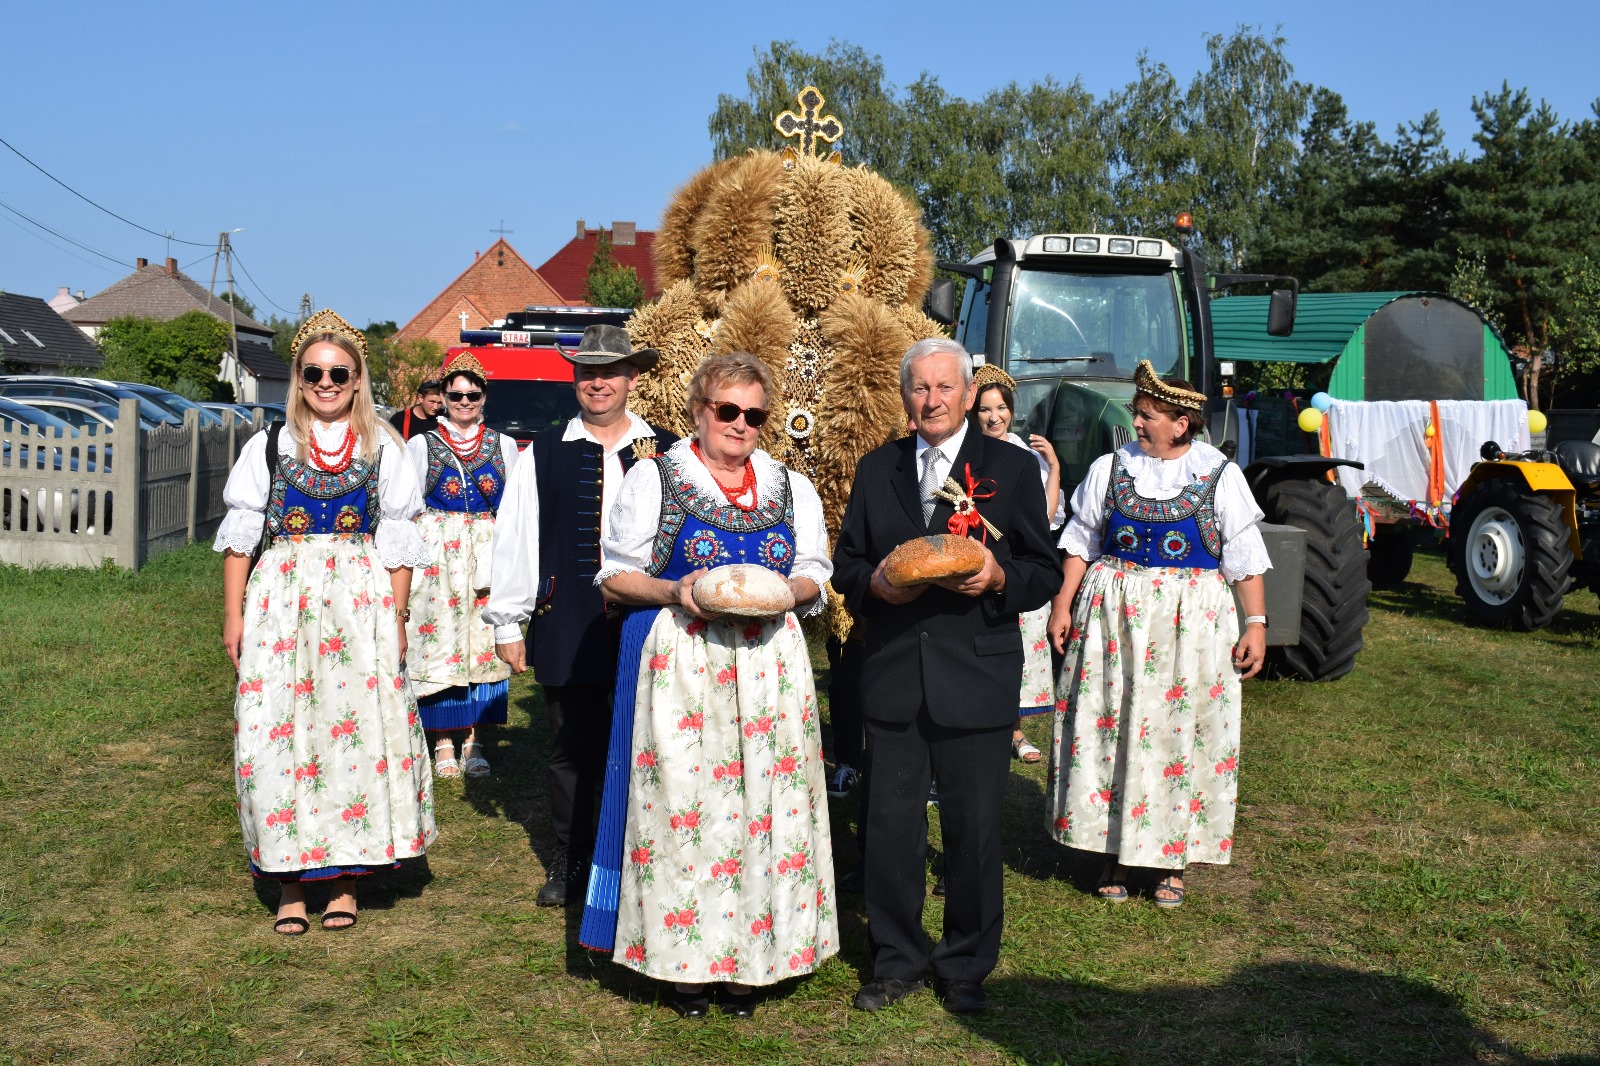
1310, 392, 1333, 412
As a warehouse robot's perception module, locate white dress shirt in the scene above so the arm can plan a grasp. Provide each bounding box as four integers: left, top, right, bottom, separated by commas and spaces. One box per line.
1057, 440, 1271, 582
595, 438, 833, 617
482, 411, 656, 644
914, 419, 969, 522
212, 421, 431, 569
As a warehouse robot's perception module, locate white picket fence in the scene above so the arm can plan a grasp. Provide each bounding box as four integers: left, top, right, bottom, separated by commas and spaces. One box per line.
0, 398, 264, 569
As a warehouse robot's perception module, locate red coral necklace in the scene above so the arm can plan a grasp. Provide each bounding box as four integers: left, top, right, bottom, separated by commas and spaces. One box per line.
308, 424, 357, 473
442, 422, 486, 464
691, 441, 757, 511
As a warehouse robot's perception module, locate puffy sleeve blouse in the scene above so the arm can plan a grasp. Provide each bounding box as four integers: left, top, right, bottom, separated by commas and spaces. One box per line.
597, 440, 833, 617
212, 422, 431, 569
1058, 440, 1271, 582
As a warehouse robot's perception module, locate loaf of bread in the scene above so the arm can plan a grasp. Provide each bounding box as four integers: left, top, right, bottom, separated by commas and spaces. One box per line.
691, 564, 796, 617
883, 534, 986, 587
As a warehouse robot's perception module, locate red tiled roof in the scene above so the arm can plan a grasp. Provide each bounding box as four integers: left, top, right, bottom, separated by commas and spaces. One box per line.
536, 225, 658, 304
394, 240, 570, 350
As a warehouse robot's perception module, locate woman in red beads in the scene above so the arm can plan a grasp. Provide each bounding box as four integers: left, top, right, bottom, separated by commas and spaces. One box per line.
579, 353, 837, 1018
215, 309, 437, 935
404, 354, 520, 778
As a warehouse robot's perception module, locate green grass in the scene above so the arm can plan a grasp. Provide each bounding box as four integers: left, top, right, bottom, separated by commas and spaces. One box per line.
2, 544, 1599, 1064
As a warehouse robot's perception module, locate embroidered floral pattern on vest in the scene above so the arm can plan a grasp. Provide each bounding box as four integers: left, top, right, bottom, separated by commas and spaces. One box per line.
646, 451, 794, 577
1104, 452, 1227, 560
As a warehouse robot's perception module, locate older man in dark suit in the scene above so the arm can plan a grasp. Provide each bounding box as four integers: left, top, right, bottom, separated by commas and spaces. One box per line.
832, 337, 1062, 1014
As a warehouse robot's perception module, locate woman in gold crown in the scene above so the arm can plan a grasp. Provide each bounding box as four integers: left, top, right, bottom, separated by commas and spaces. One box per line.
404, 352, 519, 777
1045, 361, 1268, 908
215, 310, 437, 935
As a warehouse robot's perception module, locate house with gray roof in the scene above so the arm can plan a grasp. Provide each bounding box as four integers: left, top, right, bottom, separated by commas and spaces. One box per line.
0, 291, 104, 373
64, 257, 288, 402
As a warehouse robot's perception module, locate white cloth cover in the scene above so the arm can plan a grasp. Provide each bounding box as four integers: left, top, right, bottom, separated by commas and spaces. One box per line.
1324, 399, 1529, 506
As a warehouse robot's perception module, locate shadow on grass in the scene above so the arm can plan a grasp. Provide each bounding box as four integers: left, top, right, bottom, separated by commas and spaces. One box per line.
951, 961, 1600, 1065
460, 683, 555, 866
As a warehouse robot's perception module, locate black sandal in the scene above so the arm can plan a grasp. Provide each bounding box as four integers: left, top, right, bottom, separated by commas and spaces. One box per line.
274, 916, 309, 936
321, 910, 358, 931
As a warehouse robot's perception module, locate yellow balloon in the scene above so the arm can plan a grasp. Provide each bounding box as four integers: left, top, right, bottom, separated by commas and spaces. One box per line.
1297, 407, 1324, 433
1528, 409, 1548, 434
1425, 423, 1436, 438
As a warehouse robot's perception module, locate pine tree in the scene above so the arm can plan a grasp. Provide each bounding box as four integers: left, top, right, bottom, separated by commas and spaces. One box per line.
584, 231, 646, 308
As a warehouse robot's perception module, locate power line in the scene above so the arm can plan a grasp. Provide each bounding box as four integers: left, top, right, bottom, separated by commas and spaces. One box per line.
0, 197, 130, 267
227, 246, 296, 317
0, 211, 124, 275
0, 134, 212, 247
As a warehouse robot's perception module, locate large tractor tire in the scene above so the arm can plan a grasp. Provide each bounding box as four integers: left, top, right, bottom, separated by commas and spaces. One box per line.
1261, 478, 1371, 681
1448, 478, 1572, 630
1366, 529, 1415, 587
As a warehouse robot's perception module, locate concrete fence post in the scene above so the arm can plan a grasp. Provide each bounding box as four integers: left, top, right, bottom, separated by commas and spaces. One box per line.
115, 397, 144, 569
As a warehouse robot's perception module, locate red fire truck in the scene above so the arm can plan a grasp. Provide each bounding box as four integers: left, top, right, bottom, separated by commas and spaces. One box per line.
445, 305, 633, 449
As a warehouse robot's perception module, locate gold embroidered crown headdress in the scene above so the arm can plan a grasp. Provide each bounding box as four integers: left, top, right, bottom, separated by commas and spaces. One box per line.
441, 349, 487, 380
1133, 359, 1206, 411
292, 308, 368, 361
972, 363, 1017, 392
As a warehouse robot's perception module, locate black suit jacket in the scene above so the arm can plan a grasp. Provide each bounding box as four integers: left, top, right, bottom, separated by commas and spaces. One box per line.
832, 429, 1062, 729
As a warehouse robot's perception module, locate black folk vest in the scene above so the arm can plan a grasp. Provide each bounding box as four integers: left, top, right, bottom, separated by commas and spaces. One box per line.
526, 421, 677, 686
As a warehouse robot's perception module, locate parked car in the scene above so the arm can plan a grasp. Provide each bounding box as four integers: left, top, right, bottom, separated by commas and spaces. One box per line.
204, 401, 284, 424
0, 396, 110, 533
115, 381, 224, 426
10, 396, 156, 433
0, 376, 182, 427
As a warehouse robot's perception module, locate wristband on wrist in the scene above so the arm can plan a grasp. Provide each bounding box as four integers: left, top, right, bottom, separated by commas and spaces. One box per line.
1244, 614, 1267, 627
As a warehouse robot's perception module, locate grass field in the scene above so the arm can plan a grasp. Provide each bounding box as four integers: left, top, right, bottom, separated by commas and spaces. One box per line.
1, 543, 1598, 1065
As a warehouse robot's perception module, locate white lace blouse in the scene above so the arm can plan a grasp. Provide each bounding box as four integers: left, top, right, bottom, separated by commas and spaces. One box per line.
597, 439, 833, 617
1005, 431, 1067, 527
403, 418, 521, 496
212, 422, 431, 569
1058, 440, 1271, 582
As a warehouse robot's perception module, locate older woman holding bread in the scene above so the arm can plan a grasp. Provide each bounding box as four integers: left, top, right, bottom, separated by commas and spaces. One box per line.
578, 352, 837, 1019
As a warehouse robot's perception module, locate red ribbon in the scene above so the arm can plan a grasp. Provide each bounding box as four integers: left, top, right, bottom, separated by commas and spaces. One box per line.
945, 463, 999, 543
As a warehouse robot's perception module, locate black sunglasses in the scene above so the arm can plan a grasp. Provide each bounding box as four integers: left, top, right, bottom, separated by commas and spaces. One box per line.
704, 400, 768, 428
301, 365, 354, 386
446, 390, 484, 403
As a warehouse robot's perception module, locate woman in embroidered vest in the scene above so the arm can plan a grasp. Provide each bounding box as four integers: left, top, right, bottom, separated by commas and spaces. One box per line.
405, 354, 519, 778
1045, 361, 1269, 908
216, 309, 437, 935
579, 353, 837, 1019
971, 364, 1064, 765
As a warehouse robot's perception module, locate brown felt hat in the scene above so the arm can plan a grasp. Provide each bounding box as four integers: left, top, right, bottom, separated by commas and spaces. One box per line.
556, 324, 658, 372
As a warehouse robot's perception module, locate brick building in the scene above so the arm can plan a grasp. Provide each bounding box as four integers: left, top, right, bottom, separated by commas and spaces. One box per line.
393, 239, 568, 350
536, 220, 658, 304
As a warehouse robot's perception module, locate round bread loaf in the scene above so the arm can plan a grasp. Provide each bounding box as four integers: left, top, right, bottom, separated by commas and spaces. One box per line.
883, 534, 986, 587
691, 564, 796, 617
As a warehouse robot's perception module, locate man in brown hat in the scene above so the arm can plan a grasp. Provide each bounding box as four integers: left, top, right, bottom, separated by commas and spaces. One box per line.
485, 324, 677, 906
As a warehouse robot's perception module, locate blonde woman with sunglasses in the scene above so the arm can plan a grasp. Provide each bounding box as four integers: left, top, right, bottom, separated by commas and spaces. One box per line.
404, 354, 519, 778
215, 310, 436, 935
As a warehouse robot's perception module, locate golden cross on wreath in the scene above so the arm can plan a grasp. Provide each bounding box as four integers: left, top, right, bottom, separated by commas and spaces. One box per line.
774, 86, 844, 157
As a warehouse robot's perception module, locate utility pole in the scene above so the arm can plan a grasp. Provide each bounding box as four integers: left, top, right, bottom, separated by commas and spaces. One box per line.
223, 232, 243, 402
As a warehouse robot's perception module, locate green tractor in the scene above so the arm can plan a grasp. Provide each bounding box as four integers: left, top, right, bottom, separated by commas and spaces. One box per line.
942, 227, 1370, 681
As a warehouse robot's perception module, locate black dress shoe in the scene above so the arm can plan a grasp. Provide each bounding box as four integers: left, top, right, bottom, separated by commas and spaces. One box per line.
931, 873, 945, 896
853, 978, 925, 1012
536, 847, 569, 907
718, 984, 758, 1017
666, 984, 710, 1018
933, 978, 987, 1014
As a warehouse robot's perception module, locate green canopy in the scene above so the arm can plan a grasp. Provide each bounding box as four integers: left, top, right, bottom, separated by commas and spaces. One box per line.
1212, 292, 1425, 365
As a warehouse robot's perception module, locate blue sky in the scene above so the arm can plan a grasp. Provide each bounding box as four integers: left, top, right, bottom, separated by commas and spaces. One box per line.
1, 0, 1592, 330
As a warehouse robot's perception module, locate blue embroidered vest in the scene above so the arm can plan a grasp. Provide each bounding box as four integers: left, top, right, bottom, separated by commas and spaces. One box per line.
266, 450, 380, 538
423, 428, 506, 514
1100, 451, 1226, 570
646, 449, 796, 583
